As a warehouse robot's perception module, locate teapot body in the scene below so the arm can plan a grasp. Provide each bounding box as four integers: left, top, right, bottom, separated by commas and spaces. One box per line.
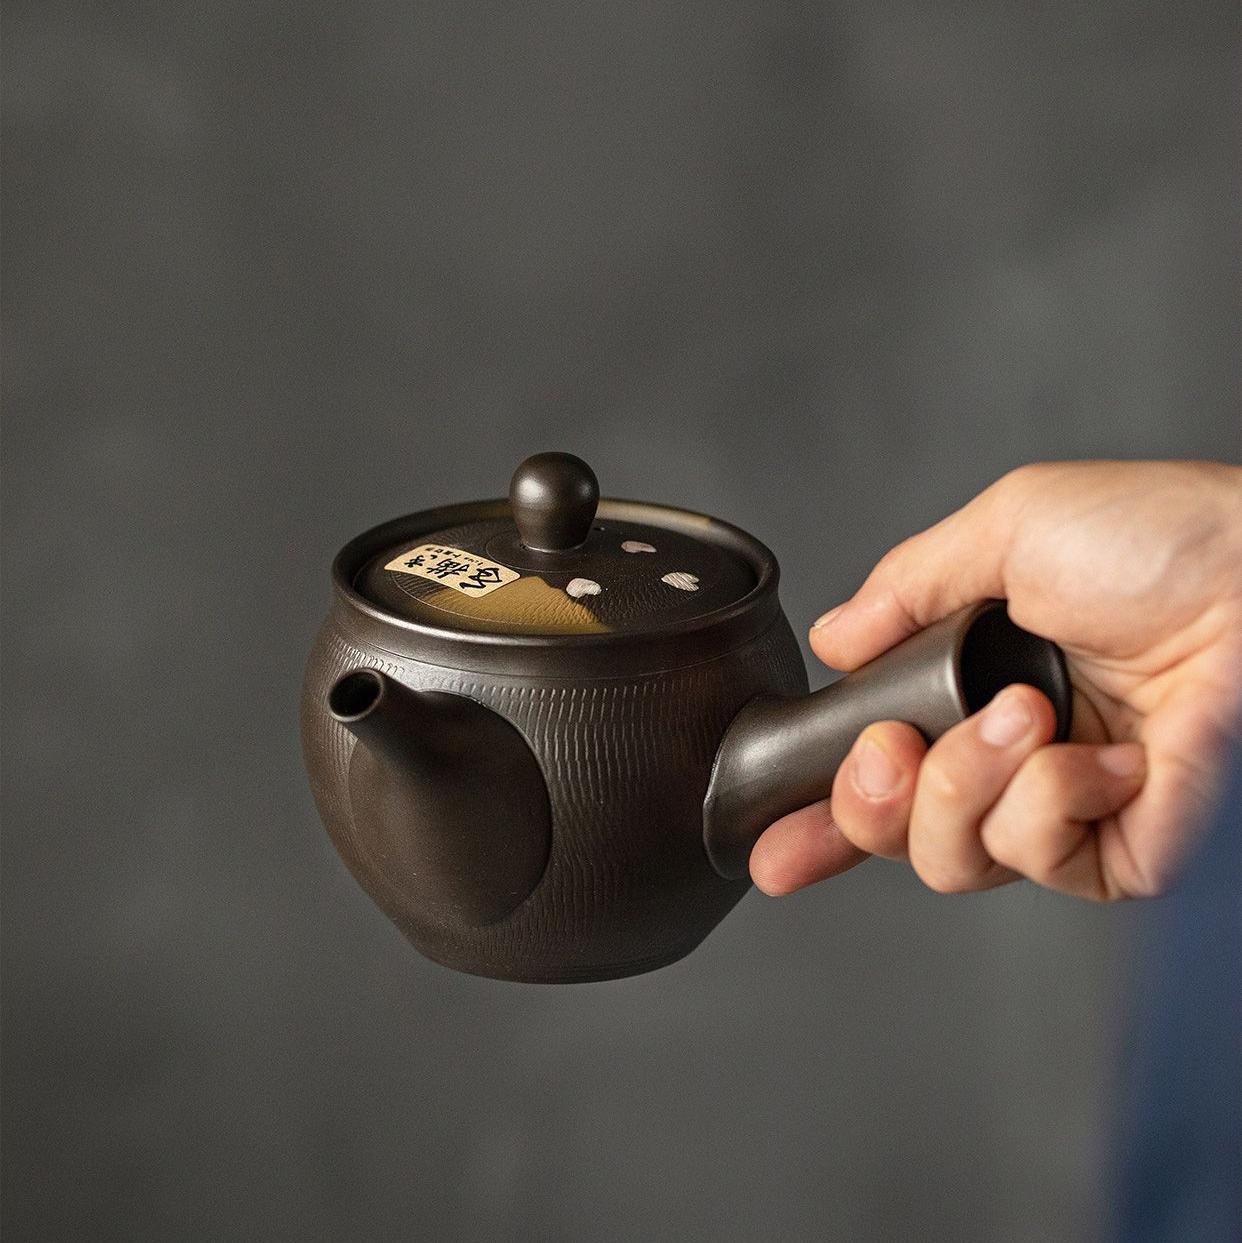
301, 599, 806, 982
301, 496, 805, 983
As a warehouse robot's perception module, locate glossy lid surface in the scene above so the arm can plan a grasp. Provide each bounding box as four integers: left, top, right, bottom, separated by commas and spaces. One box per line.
351, 453, 759, 638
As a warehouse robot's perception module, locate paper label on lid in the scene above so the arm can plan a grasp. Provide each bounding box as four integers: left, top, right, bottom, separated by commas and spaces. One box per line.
385, 544, 520, 597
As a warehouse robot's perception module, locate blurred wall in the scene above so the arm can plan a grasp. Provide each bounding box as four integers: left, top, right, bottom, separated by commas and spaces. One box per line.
3, 2, 1238, 1240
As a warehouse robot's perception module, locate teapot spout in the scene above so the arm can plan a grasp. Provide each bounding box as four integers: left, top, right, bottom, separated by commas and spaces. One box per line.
702, 601, 1072, 879
329, 668, 431, 768
328, 670, 552, 927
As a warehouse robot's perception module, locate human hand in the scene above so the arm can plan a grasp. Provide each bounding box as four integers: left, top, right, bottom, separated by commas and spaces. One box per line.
750, 461, 1242, 901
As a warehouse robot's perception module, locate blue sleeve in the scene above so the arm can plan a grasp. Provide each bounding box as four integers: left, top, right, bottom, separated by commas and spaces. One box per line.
1110, 735, 1242, 1243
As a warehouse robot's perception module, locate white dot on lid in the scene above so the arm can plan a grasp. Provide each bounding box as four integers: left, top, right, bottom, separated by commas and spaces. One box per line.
661, 572, 700, 592
566, 578, 603, 599
621, 540, 657, 554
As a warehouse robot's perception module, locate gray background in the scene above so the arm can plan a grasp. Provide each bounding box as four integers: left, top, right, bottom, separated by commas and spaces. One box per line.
3, 2, 1238, 1240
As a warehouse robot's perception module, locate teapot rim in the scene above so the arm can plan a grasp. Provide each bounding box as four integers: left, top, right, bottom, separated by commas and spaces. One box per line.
327, 496, 785, 678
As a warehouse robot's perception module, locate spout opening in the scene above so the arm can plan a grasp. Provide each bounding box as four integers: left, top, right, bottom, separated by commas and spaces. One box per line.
329, 669, 385, 722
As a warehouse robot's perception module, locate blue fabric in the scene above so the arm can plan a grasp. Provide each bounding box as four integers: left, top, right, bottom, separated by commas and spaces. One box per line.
1111, 736, 1242, 1243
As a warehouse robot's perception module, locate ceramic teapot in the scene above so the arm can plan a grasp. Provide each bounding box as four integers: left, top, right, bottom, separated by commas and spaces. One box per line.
302, 453, 1070, 982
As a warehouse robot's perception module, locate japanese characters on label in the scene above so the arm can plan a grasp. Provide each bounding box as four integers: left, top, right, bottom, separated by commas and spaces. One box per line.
385, 544, 521, 597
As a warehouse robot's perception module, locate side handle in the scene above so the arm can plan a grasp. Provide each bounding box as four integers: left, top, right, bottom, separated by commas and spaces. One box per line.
702, 600, 1072, 879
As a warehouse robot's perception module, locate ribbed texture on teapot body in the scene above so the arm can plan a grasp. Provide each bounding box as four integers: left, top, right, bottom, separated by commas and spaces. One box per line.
301, 608, 807, 983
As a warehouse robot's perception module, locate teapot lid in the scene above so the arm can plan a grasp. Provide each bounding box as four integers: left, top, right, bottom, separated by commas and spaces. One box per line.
349, 453, 763, 639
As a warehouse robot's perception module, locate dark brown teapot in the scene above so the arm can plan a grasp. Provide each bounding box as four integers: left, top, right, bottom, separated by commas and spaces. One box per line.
302, 453, 1071, 982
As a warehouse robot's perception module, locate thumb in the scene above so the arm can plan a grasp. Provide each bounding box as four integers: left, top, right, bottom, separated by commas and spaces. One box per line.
809, 482, 1016, 672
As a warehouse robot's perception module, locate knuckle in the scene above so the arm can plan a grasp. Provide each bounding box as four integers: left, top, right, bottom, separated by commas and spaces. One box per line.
1090, 885, 1129, 905
916, 865, 978, 895
982, 834, 1025, 878
919, 754, 965, 805
910, 855, 984, 894
979, 809, 1037, 874
992, 832, 1062, 888
909, 834, 992, 894
876, 539, 913, 572
980, 824, 1021, 871
996, 462, 1047, 495
1122, 859, 1173, 900
868, 546, 908, 589
981, 464, 1048, 525
982, 801, 1093, 893
1017, 747, 1068, 799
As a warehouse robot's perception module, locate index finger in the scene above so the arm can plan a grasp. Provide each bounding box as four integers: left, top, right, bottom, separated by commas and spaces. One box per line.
810, 479, 1017, 672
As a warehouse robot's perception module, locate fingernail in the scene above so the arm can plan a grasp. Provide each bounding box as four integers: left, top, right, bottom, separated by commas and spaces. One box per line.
813, 605, 844, 629
1098, 743, 1146, 777
853, 733, 900, 798
979, 688, 1034, 747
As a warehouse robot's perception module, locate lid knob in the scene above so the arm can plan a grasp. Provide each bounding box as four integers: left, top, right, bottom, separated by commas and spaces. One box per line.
509, 452, 599, 553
